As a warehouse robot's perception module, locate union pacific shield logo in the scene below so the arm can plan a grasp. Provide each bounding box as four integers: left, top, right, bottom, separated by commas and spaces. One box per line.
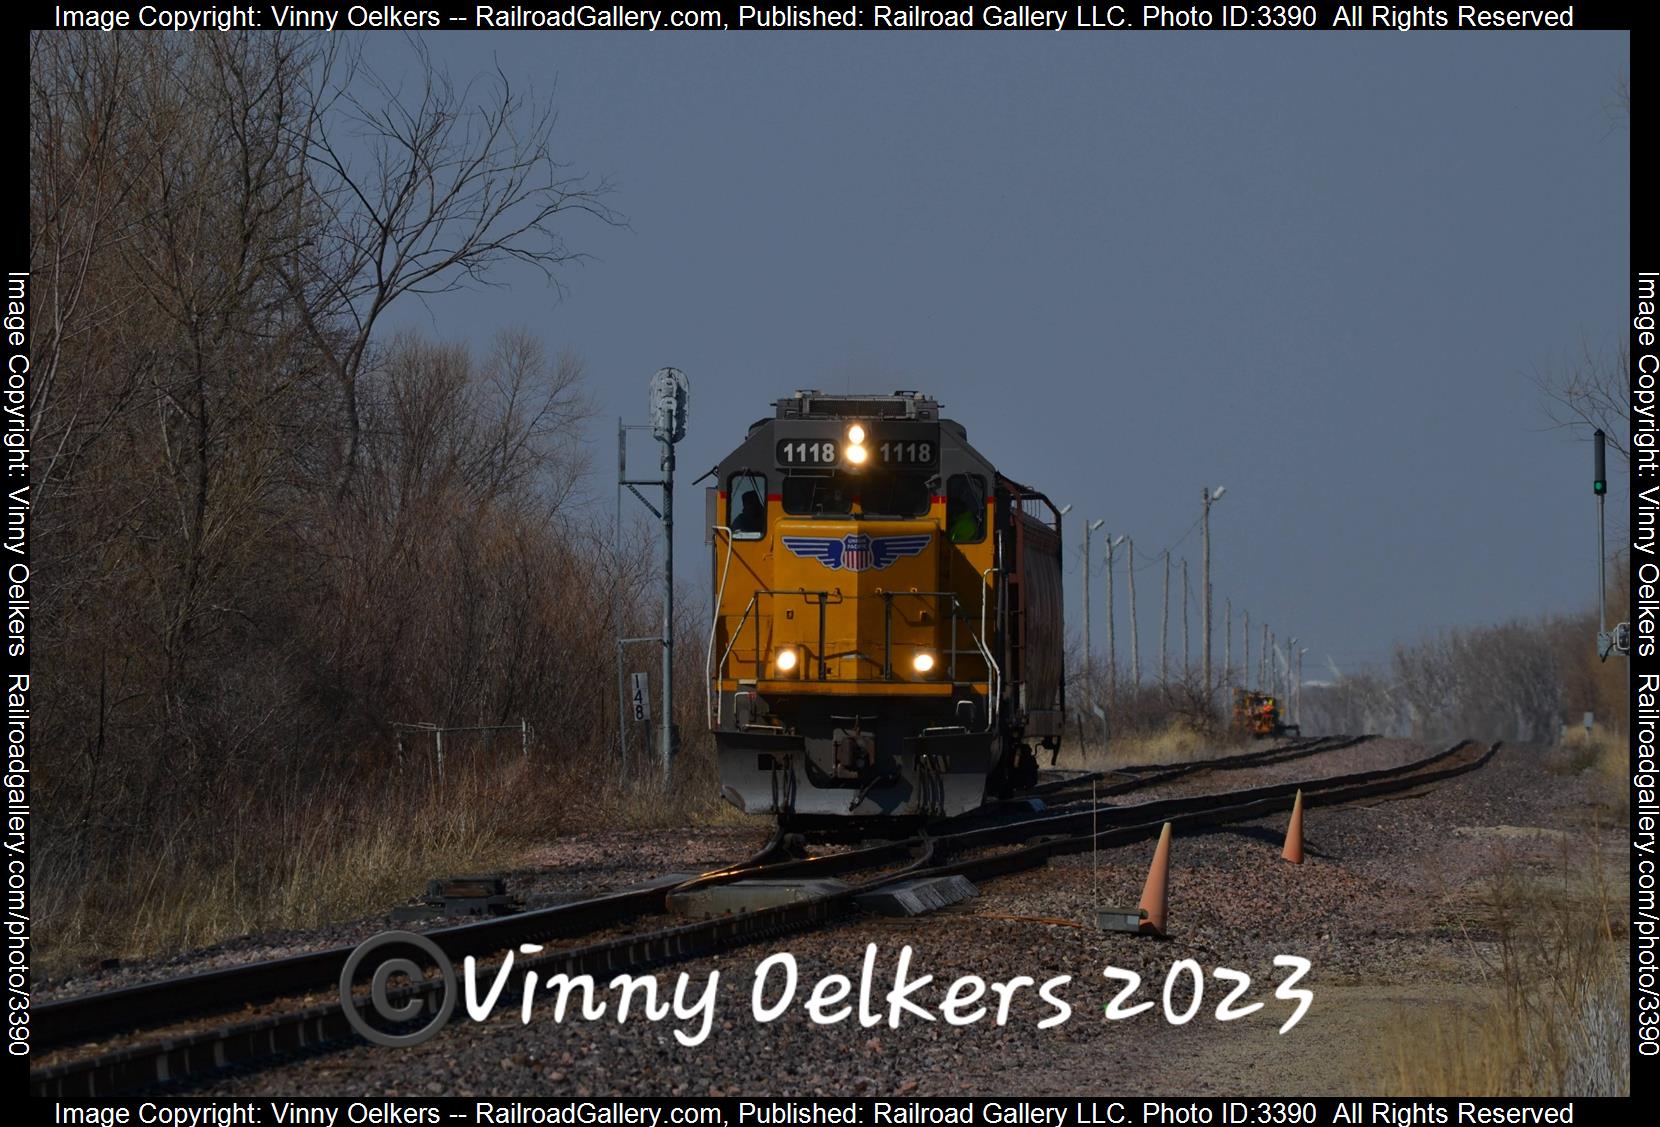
781, 533, 931, 572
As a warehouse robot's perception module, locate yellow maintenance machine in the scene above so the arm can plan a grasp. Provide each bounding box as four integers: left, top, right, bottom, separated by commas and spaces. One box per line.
1232, 689, 1300, 739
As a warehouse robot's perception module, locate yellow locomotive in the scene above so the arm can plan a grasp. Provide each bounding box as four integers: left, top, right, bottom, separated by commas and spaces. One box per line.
706, 390, 1065, 824
1231, 689, 1300, 739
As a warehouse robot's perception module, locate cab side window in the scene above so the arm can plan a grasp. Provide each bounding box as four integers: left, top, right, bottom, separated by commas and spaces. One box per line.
728, 474, 766, 539
946, 474, 987, 543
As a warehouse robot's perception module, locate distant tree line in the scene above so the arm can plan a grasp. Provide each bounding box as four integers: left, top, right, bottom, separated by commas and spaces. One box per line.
1299, 587, 1627, 745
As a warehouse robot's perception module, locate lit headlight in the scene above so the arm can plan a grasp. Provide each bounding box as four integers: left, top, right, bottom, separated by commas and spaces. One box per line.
846, 423, 866, 445
844, 443, 868, 465
912, 652, 936, 674
775, 648, 799, 673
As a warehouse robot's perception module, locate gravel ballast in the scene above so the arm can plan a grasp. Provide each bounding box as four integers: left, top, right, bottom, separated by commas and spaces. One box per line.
61, 740, 1627, 1096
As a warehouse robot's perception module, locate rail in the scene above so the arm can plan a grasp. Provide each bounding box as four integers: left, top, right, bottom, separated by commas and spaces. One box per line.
32, 739, 1499, 1096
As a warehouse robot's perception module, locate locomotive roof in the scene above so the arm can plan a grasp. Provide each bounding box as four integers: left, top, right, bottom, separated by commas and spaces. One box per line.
773, 390, 940, 421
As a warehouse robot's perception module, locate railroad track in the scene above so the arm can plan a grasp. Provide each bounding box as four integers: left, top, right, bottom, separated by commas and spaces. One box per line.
30, 737, 1498, 1097
35, 734, 1358, 1054
30, 829, 800, 1055
1024, 732, 1374, 805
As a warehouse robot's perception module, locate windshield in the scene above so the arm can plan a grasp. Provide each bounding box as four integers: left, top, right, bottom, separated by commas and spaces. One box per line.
782, 472, 931, 518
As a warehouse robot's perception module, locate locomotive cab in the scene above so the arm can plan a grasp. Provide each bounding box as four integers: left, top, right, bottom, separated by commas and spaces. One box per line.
707, 390, 1064, 824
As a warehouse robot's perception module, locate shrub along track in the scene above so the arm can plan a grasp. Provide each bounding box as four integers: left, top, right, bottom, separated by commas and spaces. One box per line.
30, 737, 1496, 1097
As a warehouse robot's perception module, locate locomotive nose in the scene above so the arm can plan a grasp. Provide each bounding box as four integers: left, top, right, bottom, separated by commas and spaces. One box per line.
773, 519, 940, 682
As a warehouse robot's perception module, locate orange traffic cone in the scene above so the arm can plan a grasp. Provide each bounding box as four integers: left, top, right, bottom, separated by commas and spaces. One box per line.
1137, 822, 1173, 937
1281, 789, 1304, 864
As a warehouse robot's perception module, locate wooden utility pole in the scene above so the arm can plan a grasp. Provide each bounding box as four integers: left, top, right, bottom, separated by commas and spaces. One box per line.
1295, 649, 1305, 727
1127, 538, 1140, 688
1181, 558, 1190, 680
1083, 519, 1101, 736
1105, 535, 1122, 710
1224, 599, 1232, 691
1160, 552, 1170, 684
1201, 486, 1225, 700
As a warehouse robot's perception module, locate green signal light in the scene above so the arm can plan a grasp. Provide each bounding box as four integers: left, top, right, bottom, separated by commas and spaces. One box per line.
1594, 480, 1606, 495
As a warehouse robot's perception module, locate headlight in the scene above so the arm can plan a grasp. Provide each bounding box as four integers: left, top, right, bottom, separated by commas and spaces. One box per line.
912, 652, 935, 673
846, 423, 866, 445
775, 648, 799, 673
844, 443, 868, 465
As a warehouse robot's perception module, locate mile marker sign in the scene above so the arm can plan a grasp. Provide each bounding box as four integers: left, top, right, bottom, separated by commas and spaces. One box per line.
630, 673, 651, 724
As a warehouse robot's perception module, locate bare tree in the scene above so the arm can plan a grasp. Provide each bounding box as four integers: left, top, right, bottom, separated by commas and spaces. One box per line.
1390, 621, 1564, 744
1301, 673, 1403, 738
1606, 72, 1629, 134
29, 32, 643, 960
283, 38, 619, 494
1532, 73, 1631, 471
1533, 337, 1631, 465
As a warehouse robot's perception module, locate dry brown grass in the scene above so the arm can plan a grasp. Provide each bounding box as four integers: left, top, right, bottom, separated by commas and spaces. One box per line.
1081, 718, 1243, 771
37, 747, 736, 978
1549, 727, 1628, 818
1377, 843, 1629, 1096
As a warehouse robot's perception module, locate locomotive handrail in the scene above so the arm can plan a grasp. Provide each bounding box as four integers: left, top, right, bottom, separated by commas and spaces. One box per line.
709, 589, 755, 729
709, 587, 843, 726
748, 588, 842, 681
877, 590, 968, 680
709, 585, 997, 731
883, 588, 999, 733
875, 590, 995, 730
1000, 478, 1064, 534
981, 564, 1000, 732
705, 524, 738, 730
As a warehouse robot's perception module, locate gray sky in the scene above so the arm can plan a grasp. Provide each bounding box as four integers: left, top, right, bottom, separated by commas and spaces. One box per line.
374, 31, 1630, 676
